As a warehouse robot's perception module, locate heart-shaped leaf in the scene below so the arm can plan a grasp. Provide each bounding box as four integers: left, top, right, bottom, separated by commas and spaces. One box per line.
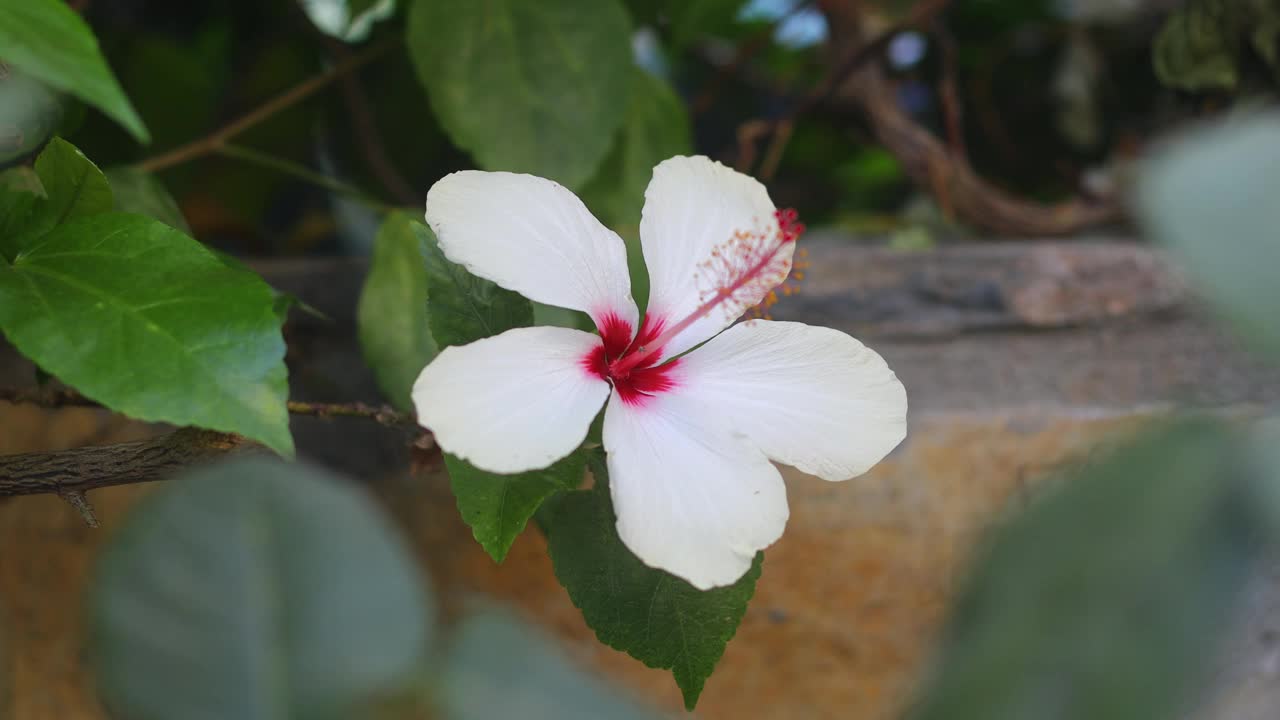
543, 457, 762, 710
0, 212, 294, 455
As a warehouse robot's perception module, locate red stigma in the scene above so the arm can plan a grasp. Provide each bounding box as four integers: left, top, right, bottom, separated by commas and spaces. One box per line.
581, 313, 680, 407
775, 208, 805, 243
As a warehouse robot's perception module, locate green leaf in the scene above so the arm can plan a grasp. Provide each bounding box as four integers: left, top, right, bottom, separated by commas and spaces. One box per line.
0, 213, 294, 455
0, 0, 149, 142
407, 0, 633, 188
90, 458, 433, 720
580, 70, 691, 231
441, 607, 662, 720
104, 166, 192, 234
1152, 0, 1241, 91
415, 217, 562, 563
31, 136, 113, 225
543, 461, 762, 710
1, 136, 113, 261
447, 450, 585, 563
358, 212, 437, 410
1136, 112, 1280, 358
579, 68, 691, 309
419, 219, 533, 348
907, 421, 1266, 720
0, 166, 44, 245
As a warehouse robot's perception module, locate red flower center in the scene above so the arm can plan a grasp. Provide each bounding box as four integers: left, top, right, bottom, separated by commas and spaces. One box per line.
582, 314, 679, 407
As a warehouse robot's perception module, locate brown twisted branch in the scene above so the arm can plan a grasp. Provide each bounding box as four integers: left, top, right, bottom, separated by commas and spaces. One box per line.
0, 428, 258, 497
0, 388, 427, 523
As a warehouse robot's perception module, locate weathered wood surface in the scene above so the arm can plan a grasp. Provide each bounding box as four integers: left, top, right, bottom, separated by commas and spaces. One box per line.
2, 241, 1278, 719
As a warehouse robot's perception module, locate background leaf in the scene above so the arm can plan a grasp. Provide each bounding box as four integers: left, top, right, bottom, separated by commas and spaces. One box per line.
419, 218, 533, 349
543, 459, 762, 710
1, 137, 113, 261
440, 607, 661, 720
0, 166, 44, 247
0, 213, 294, 454
0, 0, 149, 142
90, 458, 433, 720
579, 68, 691, 308
105, 166, 192, 233
906, 421, 1267, 720
357, 211, 436, 410
407, 0, 633, 188
1136, 112, 1280, 358
447, 451, 585, 563
15, 136, 114, 247
415, 216, 570, 562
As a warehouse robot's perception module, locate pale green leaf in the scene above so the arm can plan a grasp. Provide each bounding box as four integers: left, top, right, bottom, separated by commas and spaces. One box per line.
357, 211, 436, 410
1136, 112, 1280, 357
90, 458, 433, 720
908, 421, 1266, 720
441, 608, 661, 720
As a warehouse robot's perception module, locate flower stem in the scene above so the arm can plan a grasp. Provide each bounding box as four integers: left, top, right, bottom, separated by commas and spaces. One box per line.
216, 143, 393, 212
136, 37, 401, 173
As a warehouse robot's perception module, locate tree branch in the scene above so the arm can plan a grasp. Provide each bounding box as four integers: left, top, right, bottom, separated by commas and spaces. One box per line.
815, 0, 1121, 236
738, 0, 955, 175
136, 38, 401, 173
0, 387, 418, 427
0, 428, 259, 498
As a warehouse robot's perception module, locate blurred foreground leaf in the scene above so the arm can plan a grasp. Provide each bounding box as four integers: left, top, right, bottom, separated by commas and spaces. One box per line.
440, 607, 660, 720
91, 459, 433, 720
1137, 112, 1280, 358
908, 421, 1268, 720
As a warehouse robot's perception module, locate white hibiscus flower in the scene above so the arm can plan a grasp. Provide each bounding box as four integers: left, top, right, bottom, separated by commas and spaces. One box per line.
413, 155, 907, 590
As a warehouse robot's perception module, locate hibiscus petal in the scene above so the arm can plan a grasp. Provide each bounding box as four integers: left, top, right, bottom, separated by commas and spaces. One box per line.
639, 156, 787, 360
413, 326, 611, 474
426, 171, 639, 334
679, 320, 907, 481
602, 391, 789, 590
